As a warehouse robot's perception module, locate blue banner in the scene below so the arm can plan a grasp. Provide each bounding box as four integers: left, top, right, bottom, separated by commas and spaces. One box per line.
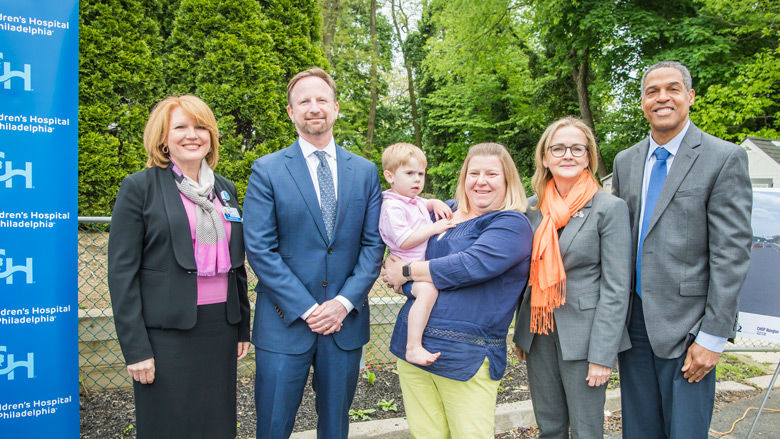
0, 1, 79, 436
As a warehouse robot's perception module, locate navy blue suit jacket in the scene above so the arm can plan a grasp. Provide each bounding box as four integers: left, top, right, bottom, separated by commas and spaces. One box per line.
243, 141, 385, 354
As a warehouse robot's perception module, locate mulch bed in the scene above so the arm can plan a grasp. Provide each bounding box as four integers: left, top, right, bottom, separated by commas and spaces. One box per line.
80, 355, 530, 438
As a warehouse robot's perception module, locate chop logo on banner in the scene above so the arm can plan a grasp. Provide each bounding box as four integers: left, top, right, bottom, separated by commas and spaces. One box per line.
0, 151, 33, 188
0, 249, 34, 285
0, 345, 35, 381
0, 2, 79, 435
0, 53, 32, 91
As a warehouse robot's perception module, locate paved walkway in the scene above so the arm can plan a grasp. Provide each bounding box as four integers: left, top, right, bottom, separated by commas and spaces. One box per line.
709, 390, 779, 438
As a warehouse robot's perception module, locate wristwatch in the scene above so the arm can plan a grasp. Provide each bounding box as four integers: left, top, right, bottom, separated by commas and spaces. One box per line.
402, 263, 413, 282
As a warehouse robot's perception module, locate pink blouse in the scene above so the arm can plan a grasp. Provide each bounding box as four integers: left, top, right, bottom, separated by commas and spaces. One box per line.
179, 193, 231, 305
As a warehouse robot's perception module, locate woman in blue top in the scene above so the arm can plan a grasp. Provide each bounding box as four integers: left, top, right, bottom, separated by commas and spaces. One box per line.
383, 142, 533, 438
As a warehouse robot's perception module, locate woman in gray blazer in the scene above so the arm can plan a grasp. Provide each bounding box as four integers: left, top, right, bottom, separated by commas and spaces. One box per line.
513, 116, 631, 438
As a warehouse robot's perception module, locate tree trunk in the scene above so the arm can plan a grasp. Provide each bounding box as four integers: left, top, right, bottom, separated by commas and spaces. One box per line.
391, 0, 422, 147
572, 52, 607, 179
366, 0, 378, 151
321, 0, 341, 65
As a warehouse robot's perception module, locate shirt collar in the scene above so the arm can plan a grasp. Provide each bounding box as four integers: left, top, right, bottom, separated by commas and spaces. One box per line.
298, 136, 337, 160
383, 190, 423, 205
647, 120, 690, 161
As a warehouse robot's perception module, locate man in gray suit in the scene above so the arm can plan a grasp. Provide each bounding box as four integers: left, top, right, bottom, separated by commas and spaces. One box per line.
612, 61, 752, 438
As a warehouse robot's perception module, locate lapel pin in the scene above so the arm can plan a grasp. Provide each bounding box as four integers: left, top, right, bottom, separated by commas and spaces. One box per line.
573, 210, 584, 218
220, 190, 230, 203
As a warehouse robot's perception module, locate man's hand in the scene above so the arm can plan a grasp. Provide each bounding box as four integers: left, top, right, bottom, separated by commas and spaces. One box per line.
306, 299, 347, 335
427, 199, 453, 220
586, 363, 612, 387
681, 342, 720, 383
127, 358, 155, 384
513, 344, 526, 362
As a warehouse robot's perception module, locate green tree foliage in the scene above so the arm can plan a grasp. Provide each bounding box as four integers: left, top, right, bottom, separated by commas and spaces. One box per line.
78, 0, 328, 213
416, 0, 540, 197
79, 0, 164, 215
320, 0, 397, 165
690, 0, 779, 141
78, 0, 776, 213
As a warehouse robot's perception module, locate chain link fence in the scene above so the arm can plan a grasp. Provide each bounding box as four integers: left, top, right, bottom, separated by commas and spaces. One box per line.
77, 217, 401, 391
77, 218, 778, 390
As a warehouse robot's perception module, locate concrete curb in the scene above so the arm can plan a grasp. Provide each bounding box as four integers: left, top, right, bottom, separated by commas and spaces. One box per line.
746, 374, 780, 390
291, 389, 624, 438
289, 379, 770, 438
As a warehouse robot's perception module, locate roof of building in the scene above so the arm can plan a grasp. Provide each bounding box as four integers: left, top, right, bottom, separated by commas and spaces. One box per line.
744, 137, 780, 165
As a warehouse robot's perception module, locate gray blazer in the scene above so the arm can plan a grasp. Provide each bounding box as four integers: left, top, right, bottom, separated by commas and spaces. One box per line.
514, 190, 632, 367
611, 122, 752, 359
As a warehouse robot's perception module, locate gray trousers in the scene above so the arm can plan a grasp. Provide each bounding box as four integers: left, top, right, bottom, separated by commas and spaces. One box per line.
526, 331, 606, 439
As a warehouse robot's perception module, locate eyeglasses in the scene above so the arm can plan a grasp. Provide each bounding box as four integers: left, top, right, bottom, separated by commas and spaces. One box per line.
548, 143, 588, 158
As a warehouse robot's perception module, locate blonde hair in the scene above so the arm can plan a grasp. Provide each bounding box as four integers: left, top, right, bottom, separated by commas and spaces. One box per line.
143, 95, 220, 169
287, 67, 338, 105
454, 142, 528, 214
381, 142, 428, 172
531, 116, 600, 208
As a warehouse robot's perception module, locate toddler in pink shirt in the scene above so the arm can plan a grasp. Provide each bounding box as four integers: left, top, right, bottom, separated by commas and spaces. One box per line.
379, 143, 453, 366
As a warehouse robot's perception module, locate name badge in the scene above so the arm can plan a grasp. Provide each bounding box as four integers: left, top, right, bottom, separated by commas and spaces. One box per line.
222, 206, 242, 222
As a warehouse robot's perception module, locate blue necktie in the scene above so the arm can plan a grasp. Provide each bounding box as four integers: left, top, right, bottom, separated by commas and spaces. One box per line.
313, 150, 336, 240
636, 147, 670, 297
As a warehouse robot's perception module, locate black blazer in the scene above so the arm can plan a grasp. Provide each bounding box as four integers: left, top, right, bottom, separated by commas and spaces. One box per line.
108, 166, 249, 365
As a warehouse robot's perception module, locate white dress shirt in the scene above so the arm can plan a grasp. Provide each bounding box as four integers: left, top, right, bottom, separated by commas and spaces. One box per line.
296, 137, 354, 320
639, 120, 726, 353
299, 136, 338, 204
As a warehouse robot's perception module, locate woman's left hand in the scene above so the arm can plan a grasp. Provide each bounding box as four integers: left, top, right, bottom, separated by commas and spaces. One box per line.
237, 342, 251, 361
381, 253, 408, 291
585, 363, 612, 387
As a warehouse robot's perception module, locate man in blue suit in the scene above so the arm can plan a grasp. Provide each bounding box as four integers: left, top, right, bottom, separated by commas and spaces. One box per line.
243, 67, 385, 438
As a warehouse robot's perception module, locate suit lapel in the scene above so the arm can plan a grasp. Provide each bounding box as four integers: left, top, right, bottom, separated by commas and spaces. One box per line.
159, 167, 197, 271
332, 145, 354, 242
213, 177, 244, 269
284, 142, 330, 243
628, 139, 649, 234
559, 197, 594, 257
645, 125, 701, 236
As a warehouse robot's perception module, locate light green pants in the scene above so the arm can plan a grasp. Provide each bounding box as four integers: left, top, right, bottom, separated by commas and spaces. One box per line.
398, 358, 499, 439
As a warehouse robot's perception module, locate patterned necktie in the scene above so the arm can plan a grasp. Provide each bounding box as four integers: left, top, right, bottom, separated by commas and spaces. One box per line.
636, 146, 671, 297
313, 150, 336, 240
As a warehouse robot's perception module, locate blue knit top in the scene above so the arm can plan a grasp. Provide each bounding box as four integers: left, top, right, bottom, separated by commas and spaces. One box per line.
389, 206, 533, 381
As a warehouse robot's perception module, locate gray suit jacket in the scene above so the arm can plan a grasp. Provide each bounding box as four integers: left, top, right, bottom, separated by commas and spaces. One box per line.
611, 122, 752, 359
514, 190, 632, 367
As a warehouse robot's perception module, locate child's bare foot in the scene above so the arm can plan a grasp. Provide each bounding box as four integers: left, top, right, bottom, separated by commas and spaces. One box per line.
406, 346, 441, 366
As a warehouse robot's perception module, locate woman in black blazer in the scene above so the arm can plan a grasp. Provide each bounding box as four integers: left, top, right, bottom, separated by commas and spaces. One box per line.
108, 95, 250, 439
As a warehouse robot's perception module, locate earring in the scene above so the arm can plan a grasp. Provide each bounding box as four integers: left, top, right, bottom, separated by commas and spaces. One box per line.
162, 144, 169, 154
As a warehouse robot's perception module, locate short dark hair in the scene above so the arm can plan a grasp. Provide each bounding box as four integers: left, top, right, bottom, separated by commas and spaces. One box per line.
286, 67, 338, 106
641, 61, 693, 94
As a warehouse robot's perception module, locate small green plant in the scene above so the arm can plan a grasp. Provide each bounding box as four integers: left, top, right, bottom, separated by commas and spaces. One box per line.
122, 423, 135, 435
362, 368, 376, 385
716, 354, 765, 383
497, 384, 505, 392
349, 408, 376, 420
377, 398, 398, 412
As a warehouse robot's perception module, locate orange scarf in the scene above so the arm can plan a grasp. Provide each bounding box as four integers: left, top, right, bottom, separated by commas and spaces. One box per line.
529, 170, 599, 334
